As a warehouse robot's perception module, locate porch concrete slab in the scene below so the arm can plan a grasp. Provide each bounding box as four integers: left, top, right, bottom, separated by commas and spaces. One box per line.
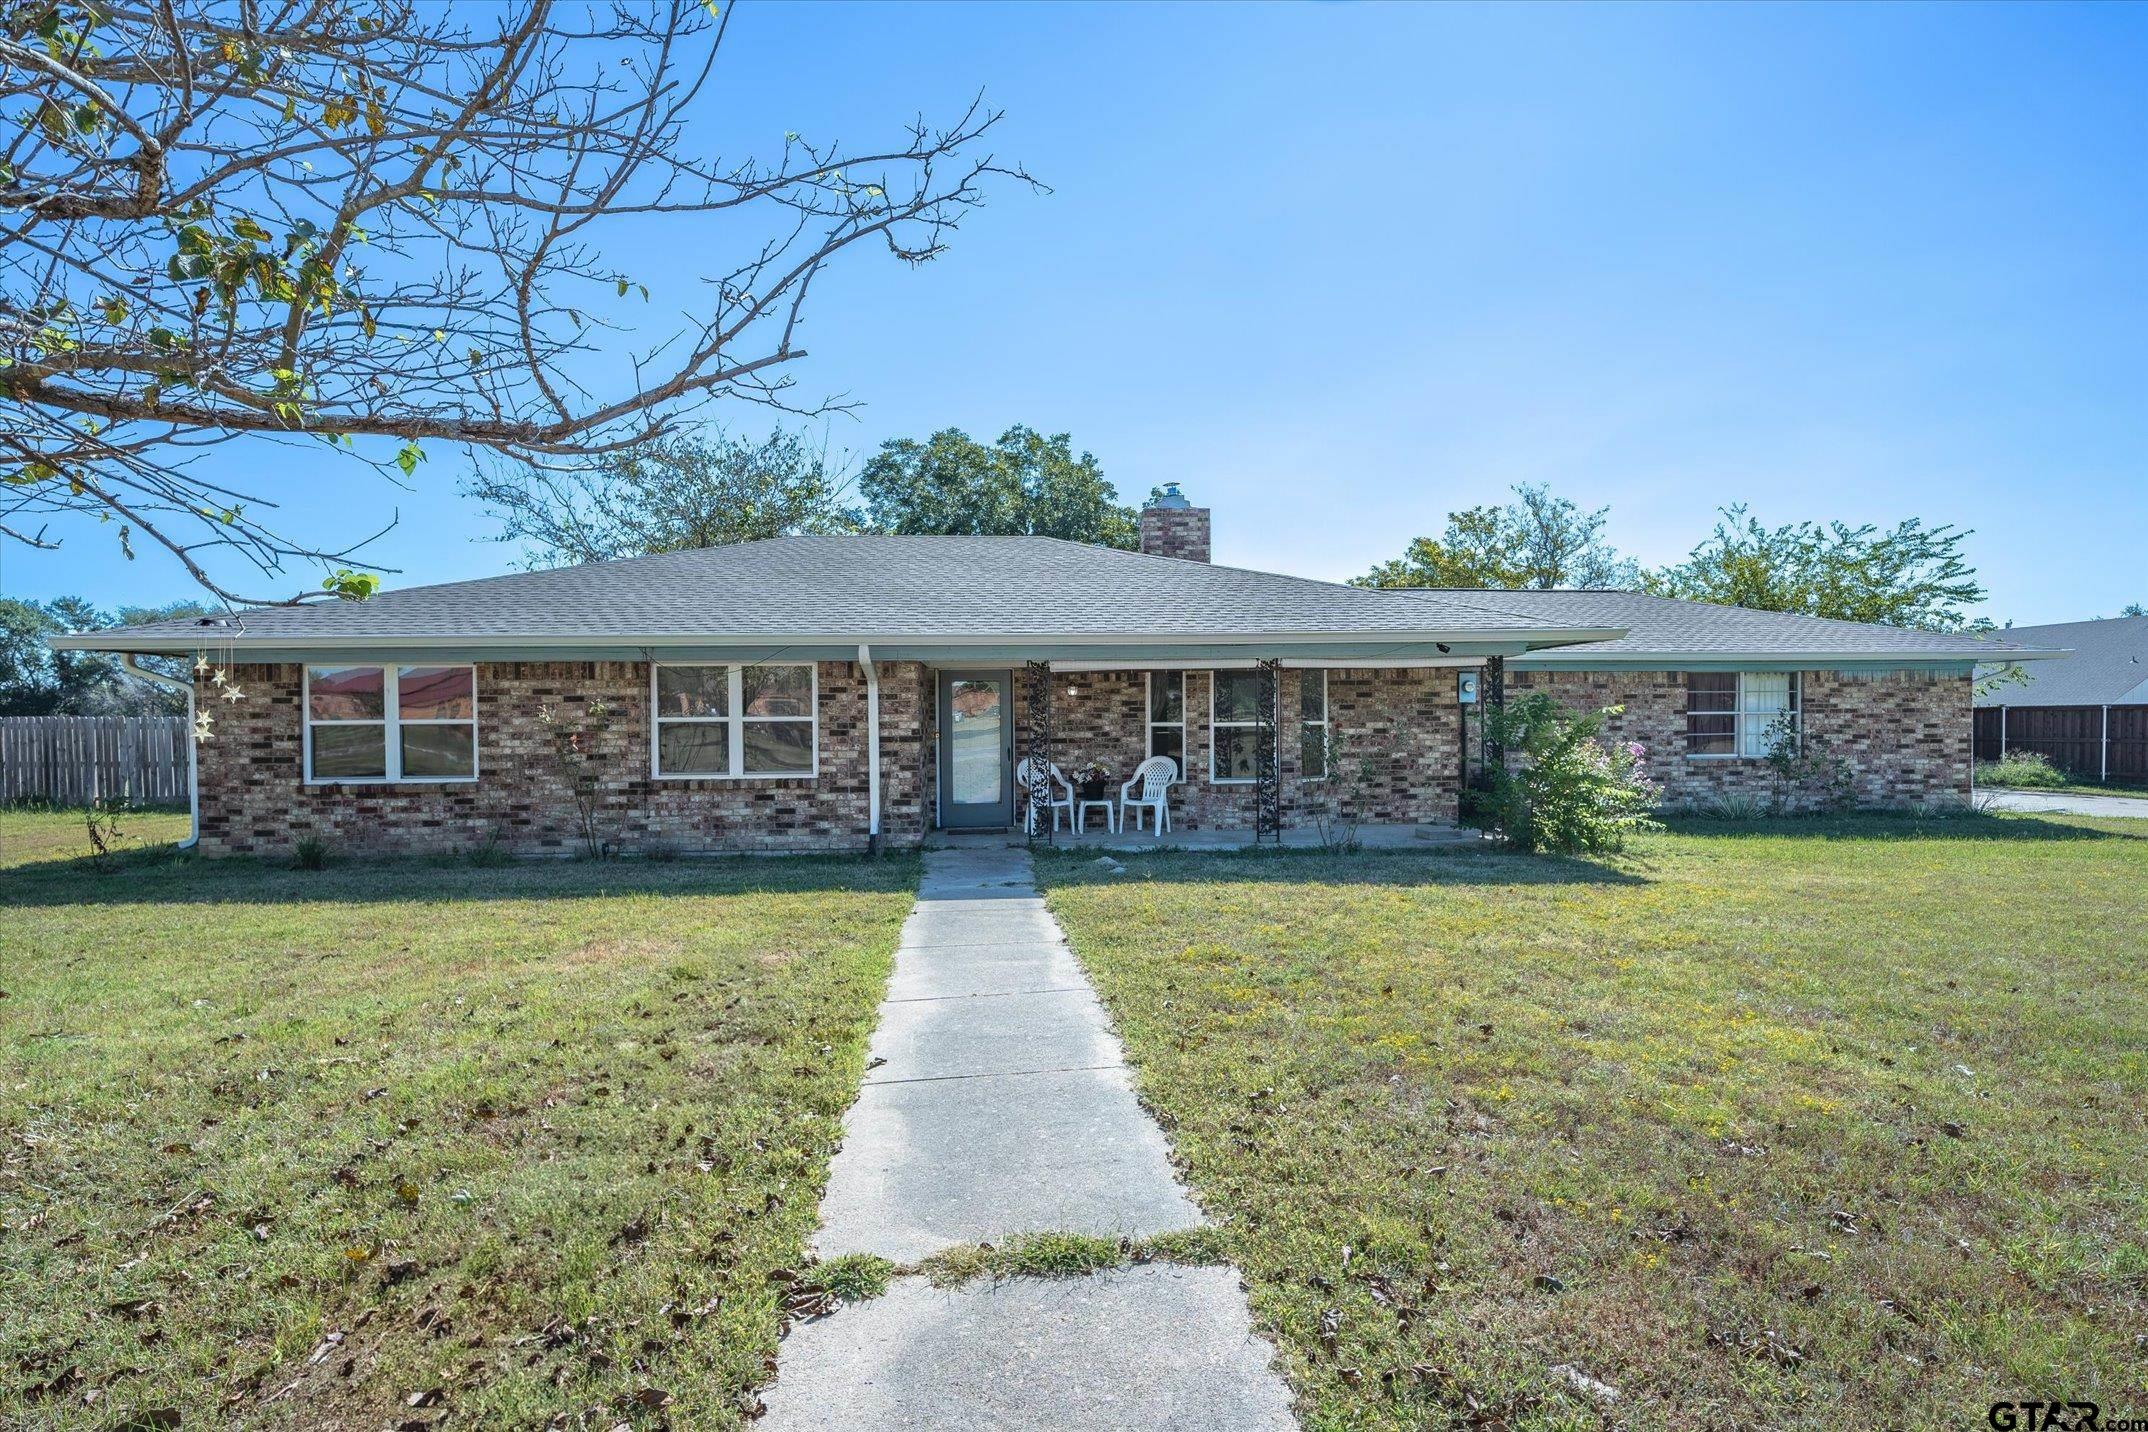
862, 986, 1120, 1084
884, 941, 1089, 1001
759, 1265, 1296, 1431
814, 1064, 1198, 1261
925, 822, 1482, 852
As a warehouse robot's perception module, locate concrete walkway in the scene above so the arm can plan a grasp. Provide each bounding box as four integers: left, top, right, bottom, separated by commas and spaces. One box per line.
762, 847, 1296, 1431
1982, 788, 2148, 818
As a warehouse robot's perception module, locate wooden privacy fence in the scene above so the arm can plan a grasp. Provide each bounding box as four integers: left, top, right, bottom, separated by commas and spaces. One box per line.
0, 715, 189, 806
1974, 705, 2148, 785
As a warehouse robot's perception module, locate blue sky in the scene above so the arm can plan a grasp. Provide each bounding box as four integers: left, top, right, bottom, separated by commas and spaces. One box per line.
11, 1, 2145, 624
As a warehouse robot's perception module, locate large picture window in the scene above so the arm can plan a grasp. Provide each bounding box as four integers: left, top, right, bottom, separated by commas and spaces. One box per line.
304, 664, 477, 783
1209, 669, 1270, 783
1146, 671, 1185, 778
1298, 670, 1329, 779
1686, 671, 1799, 758
653, 663, 817, 779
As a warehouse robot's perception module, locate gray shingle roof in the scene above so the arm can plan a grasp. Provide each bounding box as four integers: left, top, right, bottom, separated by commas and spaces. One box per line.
1392, 589, 2055, 661
59, 536, 1612, 651
1972, 616, 2148, 707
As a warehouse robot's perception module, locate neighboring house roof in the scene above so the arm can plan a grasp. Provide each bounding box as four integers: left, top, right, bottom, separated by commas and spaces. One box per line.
1972, 616, 2148, 708
1391, 588, 2059, 665
51, 536, 1621, 659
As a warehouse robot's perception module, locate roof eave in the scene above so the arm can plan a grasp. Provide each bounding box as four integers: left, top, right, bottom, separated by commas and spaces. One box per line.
49, 624, 1630, 656
1516, 647, 2066, 666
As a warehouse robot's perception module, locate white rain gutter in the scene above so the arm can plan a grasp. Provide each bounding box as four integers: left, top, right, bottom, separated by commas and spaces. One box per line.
858, 644, 882, 852
120, 655, 198, 850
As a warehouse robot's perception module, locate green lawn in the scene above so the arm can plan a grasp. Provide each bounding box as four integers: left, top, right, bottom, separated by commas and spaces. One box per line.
1038, 814, 2148, 1431
0, 811, 917, 1428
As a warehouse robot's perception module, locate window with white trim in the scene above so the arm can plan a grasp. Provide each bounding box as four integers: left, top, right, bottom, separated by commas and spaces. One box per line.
653, 663, 817, 778
1146, 671, 1185, 779
1298, 670, 1329, 779
1209, 669, 1269, 783
304, 664, 477, 783
1685, 671, 1800, 758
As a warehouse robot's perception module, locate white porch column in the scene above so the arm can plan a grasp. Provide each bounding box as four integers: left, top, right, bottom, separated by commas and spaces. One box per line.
859, 644, 882, 848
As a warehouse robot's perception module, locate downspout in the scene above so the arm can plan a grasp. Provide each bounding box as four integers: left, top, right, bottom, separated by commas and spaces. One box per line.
121, 655, 199, 850
859, 644, 882, 854
2102, 705, 2110, 784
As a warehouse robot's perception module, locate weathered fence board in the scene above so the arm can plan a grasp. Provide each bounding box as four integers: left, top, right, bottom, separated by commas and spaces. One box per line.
0, 715, 189, 806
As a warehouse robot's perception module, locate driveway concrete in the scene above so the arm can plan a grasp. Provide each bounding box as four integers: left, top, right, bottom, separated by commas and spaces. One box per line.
764, 846, 1295, 1431
1982, 788, 2148, 818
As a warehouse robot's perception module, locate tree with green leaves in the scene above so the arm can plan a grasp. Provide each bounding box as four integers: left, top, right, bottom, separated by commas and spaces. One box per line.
465, 428, 860, 568
0, 595, 209, 714
858, 426, 1137, 547
1355, 484, 1640, 590
1, 1, 1029, 602
1645, 506, 1986, 631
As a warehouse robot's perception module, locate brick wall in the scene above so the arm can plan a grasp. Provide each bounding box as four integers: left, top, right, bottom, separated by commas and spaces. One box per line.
195, 660, 929, 858
1504, 667, 1973, 809
1007, 667, 1462, 831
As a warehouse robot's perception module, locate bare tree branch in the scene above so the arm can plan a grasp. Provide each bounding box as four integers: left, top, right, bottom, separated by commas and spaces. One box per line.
0, 0, 1037, 603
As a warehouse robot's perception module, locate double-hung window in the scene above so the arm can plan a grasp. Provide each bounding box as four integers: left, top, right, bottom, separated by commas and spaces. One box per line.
1146, 671, 1185, 778
1209, 669, 1270, 783
653, 663, 817, 778
1298, 670, 1329, 779
304, 665, 477, 783
1686, 671, 1800, 758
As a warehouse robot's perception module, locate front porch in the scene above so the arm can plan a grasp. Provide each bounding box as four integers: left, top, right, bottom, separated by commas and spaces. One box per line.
924, 821, 1484, 852
917, 659, 1490, 841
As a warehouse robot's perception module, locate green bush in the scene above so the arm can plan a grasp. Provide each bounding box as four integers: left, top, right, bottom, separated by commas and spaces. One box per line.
1975, 750, 2067, 789
291, 836, 329, 871
1480, 693, 1662, 855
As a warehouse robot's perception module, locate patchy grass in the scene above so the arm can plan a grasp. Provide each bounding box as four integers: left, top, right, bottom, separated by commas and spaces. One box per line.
1037, 812, 2148, 1431
914, 1227, 1233, 1288
802, 1253, 897, 1304
0, 811, 917, 1428
1, 804, 190, 868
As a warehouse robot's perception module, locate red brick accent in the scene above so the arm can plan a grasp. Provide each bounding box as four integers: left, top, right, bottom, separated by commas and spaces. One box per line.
195, 661, 930, 858
1137, 505, 1211, 563
1505, 667, 1973, 809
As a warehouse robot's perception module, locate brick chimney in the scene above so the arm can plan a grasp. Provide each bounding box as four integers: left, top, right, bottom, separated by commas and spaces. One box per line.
1138, 482, 1211, 562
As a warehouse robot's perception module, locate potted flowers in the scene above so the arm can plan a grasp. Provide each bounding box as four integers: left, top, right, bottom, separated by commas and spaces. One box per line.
1073, 761, 1114, 802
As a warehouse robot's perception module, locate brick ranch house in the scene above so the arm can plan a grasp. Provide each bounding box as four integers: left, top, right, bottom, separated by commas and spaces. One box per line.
56, 486, 2050, 857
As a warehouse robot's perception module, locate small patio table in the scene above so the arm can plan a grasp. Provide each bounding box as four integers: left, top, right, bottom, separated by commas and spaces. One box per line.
1075, 798, 1118, 834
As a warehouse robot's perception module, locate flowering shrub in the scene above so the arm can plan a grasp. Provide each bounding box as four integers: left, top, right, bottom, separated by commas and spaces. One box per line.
1480, 693, 1661, 855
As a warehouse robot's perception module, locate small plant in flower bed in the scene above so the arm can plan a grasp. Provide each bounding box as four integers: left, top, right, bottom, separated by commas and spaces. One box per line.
1975, 750, 2068, 789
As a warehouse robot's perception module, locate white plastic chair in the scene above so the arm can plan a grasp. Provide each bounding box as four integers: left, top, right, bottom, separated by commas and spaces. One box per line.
1015, 756, 1075, 834
1120, 755, 1179, 834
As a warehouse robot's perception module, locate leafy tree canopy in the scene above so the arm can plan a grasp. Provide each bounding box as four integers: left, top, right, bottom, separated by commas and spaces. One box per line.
1644, 505, 1986, 631
0, 597, 209, 715
465, 429, 861, 568
1355, 484, 1640, 590
858, 426, 1137, 547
